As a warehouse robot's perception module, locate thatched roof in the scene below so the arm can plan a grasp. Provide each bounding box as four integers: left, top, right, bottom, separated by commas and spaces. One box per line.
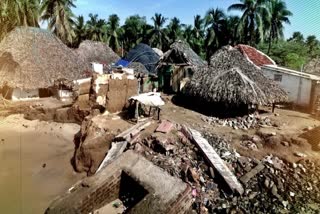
159, 40, 207, 67
183, 46, 288, 105
124, 43, 159, 74
0, 27, 89, 90
75, 40, 120, 67
128, 62, 149, 74
304, 57, 320, 74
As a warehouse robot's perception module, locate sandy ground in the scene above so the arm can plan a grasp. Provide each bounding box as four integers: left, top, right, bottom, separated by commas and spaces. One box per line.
0, 114, 85, 214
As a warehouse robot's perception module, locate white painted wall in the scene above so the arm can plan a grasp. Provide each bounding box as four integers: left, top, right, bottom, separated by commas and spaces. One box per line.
262, 67, 312, 106
12, 88, 39, 101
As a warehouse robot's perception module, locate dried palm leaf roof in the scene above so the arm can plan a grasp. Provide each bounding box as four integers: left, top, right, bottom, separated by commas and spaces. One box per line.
128, 62, 149, 74
0, 27, 89, 90
184, 46, 288, 105
75, 40, 120, 66
159, 40, 207, 67
124, 43, 160, 74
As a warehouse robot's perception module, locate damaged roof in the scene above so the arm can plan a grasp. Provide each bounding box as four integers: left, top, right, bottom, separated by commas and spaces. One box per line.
159, 40, 207, 67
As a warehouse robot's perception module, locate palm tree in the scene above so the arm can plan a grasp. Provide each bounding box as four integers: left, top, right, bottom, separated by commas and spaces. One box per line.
19, 0, 40, 27
0, 0, 40, 41
288, 31, 304, 43
167, 17, 184, 44
306, 35, 319, 57
40, 0, 76, 45
189, 15, 205, 55
121, 15, 147, 50
228, 0, 269, 45
226, 15, 241, 45
266, 0, 292, 53
86, 13, 107, 42
73, 15, 87, 47
106, 14, 121, 51
149, 13, 168, 50
204, 8, 226, 60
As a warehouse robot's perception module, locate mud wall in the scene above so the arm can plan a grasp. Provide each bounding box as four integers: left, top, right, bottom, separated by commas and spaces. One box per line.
106, 79, 138, 113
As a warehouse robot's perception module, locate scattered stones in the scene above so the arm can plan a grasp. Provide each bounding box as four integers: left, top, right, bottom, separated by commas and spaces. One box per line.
201, 114, 274, 130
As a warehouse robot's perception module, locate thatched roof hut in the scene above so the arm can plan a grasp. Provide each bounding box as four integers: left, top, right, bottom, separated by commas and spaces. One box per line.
184, 46, 288, 105
124, 43, 159, 74
159, 40, 207, 67
0, 27, 89, 90
75, 40, 120, 67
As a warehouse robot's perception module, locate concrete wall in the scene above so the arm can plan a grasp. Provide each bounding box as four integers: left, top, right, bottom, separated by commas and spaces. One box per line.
46, 151, 192, 214
262, 67, 313, 106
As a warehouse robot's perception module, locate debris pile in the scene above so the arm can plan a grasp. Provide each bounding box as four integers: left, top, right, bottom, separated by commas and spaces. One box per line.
127, 123, 320, 213
201, 114, 274, 130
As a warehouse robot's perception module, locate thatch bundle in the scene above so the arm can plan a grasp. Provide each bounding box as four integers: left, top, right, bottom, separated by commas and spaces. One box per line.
184, 46, 288, 105
75, 40, 120, 67
160, 40, 207, 67
0, 27, 89, 90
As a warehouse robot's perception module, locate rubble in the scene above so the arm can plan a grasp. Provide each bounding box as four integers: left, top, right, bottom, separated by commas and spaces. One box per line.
201, 114, 274, 130
128, 125, 320, 213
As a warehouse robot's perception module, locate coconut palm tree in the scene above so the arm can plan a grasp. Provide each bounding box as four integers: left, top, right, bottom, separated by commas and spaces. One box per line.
19, 0, 40, 27
288, 32, 304, 43
204, 8, 226, 60
73, 15, 87, 47
149, 13, 168, 50
0, 0, 40, 41
228, 0, 269, 45
306, 35, 319, 57
106, 14, 121, 51
188, 15, 205, 56
121, 15, 147, 50
266, 0, 292, 53
167, 17, 184, 44
86, 13, 107, 42
40, 0, 76, 45
226, 15, 241, 45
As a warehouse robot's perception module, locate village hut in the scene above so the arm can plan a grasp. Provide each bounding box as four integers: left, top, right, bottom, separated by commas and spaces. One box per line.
0, 27, 89, 100
158, 40, 207, 93
75, 40, 120, 68
124, 43, 159, 74
183, 46, 288, 115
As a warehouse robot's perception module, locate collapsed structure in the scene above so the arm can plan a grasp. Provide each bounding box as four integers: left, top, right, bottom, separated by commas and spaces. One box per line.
0, 27, 89, 100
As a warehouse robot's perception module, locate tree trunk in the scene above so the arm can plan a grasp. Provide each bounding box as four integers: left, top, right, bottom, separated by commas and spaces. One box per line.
268, 32, 272, 54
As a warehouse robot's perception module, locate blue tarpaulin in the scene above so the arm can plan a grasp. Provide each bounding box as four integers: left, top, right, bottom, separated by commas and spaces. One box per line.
115, 59, 130, 67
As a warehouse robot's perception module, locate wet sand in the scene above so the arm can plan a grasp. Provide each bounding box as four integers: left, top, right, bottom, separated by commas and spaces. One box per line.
0, 114, 85, 214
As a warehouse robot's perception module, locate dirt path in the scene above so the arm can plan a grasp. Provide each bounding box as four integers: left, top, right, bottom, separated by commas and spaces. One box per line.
0, 114, 85, 214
